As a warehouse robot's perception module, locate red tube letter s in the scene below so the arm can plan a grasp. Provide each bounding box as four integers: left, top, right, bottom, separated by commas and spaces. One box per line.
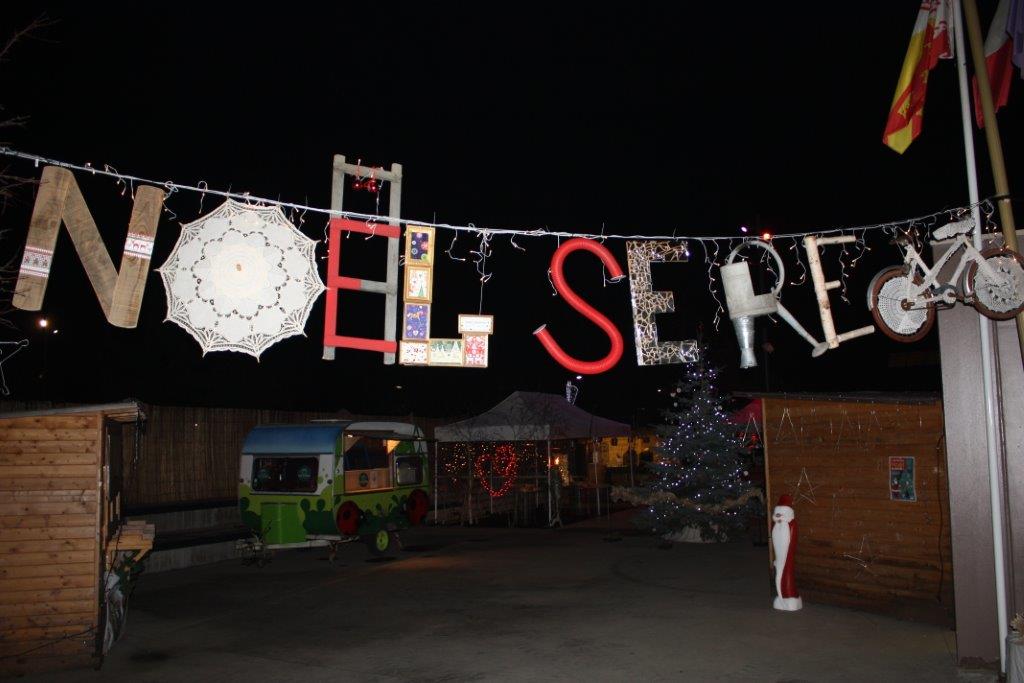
534, 238, 625, 375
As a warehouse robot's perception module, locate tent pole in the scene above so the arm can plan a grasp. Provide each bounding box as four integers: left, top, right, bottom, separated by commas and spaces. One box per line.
547, 440, 552, 527
433, 441, 438, 524
629, 436, 635, 488
534, 444, 539, 513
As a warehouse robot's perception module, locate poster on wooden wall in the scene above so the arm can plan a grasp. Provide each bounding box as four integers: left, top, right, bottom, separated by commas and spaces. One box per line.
889, 456, 916, 501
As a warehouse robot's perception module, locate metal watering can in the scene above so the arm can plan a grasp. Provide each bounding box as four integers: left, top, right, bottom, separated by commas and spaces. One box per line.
721, 239, 829, 368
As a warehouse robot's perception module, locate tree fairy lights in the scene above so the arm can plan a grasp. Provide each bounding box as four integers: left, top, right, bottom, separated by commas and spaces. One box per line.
633, 350, 760, 541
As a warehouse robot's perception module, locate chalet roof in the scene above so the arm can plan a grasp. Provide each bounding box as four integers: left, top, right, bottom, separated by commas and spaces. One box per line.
732, 391, 940, 406
0, 401, 143, 422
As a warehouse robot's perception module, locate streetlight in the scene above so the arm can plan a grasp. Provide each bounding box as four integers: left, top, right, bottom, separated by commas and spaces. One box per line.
36, 317, 52, 396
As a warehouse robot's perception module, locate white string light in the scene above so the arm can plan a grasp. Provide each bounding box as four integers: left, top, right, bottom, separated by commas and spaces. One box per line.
837, 240, 851, 303
0, 147, 995, 244
445, 231, 466, 262
702, 240, 724, 331
849, 228, 871, 270
196, 180, 209, 213
788, 238, 808, 287
469, 229, 493, 314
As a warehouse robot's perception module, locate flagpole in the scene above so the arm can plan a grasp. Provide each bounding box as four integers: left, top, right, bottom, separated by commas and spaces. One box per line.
962, 0, 1024, 368
953, 0, 1009, 671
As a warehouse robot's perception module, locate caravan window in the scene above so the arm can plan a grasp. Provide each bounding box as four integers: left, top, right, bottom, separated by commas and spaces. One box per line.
342, 437, 391, 470
395, 455, 423, 485
252, 457, 319, 493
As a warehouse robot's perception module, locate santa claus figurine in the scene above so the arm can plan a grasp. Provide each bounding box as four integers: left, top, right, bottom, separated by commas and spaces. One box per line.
771, 494, 803, 611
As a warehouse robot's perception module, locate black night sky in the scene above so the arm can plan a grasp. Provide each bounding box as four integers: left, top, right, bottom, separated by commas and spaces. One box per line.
1, 3, 1020, 421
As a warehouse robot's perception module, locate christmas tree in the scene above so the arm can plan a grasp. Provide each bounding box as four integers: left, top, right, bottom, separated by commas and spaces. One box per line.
636, 354, 759, 541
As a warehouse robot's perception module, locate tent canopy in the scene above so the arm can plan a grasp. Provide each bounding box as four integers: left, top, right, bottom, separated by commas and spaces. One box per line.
729, 398, 762, 425
435, 391, 631, 443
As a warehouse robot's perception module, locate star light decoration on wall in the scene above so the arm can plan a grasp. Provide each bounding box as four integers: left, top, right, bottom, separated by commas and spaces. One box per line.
841, 534, 878, 579
790, 467, 820, 505
775, 407, 802, 445
159, 199, 325, 359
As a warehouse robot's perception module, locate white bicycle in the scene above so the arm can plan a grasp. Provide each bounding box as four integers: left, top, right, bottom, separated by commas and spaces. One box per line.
867, 217, 1024, 342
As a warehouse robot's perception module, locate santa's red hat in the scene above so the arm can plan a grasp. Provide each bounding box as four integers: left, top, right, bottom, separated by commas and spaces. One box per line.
777, 494, 794, 507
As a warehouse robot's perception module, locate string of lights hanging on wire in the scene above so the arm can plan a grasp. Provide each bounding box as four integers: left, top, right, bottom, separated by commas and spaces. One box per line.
9, 146, 1021, 375
0, 147, 1001, 244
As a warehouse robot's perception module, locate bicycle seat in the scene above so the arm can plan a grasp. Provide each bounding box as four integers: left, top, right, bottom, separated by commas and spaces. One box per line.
932, 216, 974, 240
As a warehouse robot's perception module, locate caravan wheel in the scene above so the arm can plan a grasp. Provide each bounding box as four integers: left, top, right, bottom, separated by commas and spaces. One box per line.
406, 489, 430, 526
364, 530, 398, 556
336, 501, 361, 536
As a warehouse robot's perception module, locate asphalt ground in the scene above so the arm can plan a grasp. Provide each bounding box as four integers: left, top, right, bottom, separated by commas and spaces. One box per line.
19, 512, 977, 682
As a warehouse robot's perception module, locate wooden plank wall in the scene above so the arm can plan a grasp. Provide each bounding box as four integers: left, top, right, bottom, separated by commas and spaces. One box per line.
120, 407, 335, 507
120, 406, 445, 507
0, 413, 102, 674
763, 398, 954, 625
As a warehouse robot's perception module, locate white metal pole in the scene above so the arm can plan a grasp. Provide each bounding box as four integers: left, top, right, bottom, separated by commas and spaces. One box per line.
953, 2, 1009, 670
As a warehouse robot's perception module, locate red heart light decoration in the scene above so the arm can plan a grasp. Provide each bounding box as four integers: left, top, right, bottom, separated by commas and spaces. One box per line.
474, 444, 519, 498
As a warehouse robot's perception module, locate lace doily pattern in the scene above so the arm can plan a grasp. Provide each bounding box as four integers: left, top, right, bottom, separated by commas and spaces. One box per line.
158, 199, 325, 359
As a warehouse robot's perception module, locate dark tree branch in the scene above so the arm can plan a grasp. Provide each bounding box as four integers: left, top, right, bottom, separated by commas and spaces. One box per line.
0, 14, 57, 64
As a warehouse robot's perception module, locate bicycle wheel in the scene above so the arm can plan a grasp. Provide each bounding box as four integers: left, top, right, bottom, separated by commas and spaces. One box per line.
868, 266, 935, 343
967, 247, 1024, 320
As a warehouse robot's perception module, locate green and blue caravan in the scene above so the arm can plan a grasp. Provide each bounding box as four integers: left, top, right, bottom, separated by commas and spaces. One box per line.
238, 421, 430, 555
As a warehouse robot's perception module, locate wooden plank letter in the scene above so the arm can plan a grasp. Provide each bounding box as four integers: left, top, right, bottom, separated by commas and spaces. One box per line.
13, 166, 165, 329
802, 235, 874, 349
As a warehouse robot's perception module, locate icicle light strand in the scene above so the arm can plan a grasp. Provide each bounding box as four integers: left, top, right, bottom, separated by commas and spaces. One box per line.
0, 147, 998, 243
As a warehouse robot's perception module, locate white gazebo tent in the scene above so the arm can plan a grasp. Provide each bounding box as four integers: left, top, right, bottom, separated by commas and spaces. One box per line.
435, 391, 630, 525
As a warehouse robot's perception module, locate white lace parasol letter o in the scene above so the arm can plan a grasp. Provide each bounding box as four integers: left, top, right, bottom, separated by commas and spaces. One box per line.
158, 199, 325, 359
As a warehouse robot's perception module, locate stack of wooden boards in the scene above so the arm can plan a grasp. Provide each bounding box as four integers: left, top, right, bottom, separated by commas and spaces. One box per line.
106, 520, 154, 568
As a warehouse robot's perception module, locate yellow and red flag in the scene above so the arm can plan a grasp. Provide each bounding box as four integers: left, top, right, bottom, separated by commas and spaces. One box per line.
972, 0, 1015, 127
882, 1, 954, 154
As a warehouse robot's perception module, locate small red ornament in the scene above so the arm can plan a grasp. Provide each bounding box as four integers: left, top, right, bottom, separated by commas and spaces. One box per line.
350, 160, 380, 193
